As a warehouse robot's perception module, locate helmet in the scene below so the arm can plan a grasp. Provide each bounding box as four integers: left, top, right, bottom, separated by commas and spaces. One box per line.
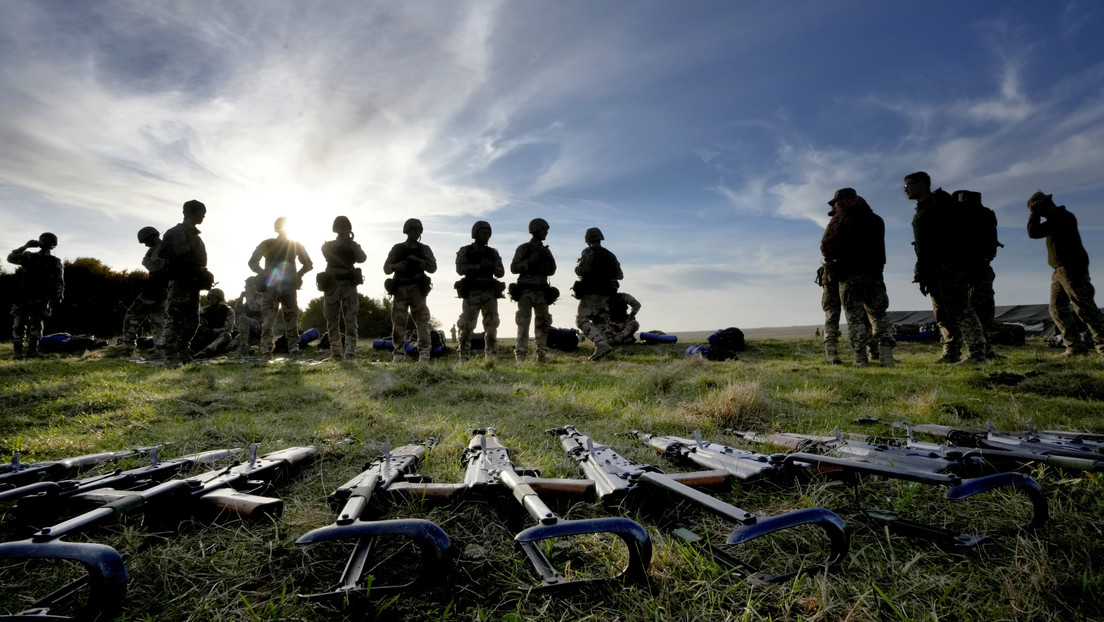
38, 232, 58, 248
183, 199, 206, 216
403, 218, 423, 234
584, 227, 604, 243
471, 220, 492, 238
207, 288, 225, 303
137, 226, 159, 244
274, 217, 287, 233
332, 216, 352, 234
528, 218, 549, 234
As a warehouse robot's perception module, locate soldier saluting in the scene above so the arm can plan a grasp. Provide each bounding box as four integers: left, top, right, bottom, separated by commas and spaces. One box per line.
384, 218, 437, 362
455, 220, 504, 362
8, 232, 64, 359
510, 218, 557, 363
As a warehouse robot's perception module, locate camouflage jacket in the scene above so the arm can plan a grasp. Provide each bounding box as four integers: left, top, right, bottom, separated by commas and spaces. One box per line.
575, 245, 623, 287
1028, 205, 1090, 270
248, 236, 313, 286
156, 222, 207, 273
820, 196, 885, 279
384, 241, 437, 282
7, 249, 64, 302
456, 243, 504, 281
321, 237, 367, 280
511, 239, 556, 285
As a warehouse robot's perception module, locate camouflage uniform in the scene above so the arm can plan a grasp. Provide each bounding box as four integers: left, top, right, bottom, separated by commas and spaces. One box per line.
604, 292, 641, 345
249, 232, 313, 357
320, 228, 367, 360
1027, 194, 1104, 355
8, 238, 64, 358
121, 237, 167, 349
574, 230, 622, 360
455, 225, 504, 361
384, 233, 437, 361
229, 276, 263, 356
155, 206, 210, 365
511, 224, 557, 362
912, 187, 986, 361
955, 191, 1001, 357
193, 294, 236, 357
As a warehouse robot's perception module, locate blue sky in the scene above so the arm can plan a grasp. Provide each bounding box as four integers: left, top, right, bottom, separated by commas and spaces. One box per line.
2, 1, 1103, 332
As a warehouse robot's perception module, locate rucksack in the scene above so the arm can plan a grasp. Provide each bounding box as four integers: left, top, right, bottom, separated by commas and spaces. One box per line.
953, 190, 1002, 262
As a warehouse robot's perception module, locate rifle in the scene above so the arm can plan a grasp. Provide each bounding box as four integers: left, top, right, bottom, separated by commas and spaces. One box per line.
0, 446, 159, 490
0, 444, 316, 621
732, 428, 1048, 547
551, 425, 848, 583
295, 440, 452, 600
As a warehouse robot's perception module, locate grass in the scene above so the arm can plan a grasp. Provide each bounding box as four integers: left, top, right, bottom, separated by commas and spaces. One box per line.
1, 336, 1103, 620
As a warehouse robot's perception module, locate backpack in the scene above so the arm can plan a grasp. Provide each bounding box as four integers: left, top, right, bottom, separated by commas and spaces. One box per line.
953, 190, 1002, 262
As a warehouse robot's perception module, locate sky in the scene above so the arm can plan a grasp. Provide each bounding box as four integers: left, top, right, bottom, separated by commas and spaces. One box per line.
2, 1, 1104, 333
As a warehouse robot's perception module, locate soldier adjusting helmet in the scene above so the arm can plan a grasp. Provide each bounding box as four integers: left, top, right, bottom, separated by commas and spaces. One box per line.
332, 216, 352, 234
471, 220, 492, 238
403, 218, 423, 234
38, 232, 58, 249
137, 226, 159, 244
1027, 191, 1053, 209
585, 227, 604, 243
528, 218, 549, 234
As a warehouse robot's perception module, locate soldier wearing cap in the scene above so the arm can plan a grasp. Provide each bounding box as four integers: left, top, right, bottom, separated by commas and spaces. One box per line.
248, 216, 314, 359
905, 172, 988, 363
193, 288, 236, 358
114, 226, 167, 355
511, 218, 557, 362
821, 188, 895, 367
7, 232, 64, 359
455, 220, 505, 362
573, 227, 622, 361
1027, 190, 1104, 356
319, 216, 367, 361
155, 199, 213, 366
384, 218, 437, 362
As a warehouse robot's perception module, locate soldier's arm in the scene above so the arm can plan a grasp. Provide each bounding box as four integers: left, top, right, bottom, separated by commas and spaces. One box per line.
296, 242, 313, 276
575, 248, 592, 277
421, 245, 437, 274
247, 242, 265, 274
221, 306, 236, 335
456, 246, 473, 276
492, 249, 505, 278
351, 241, 367, 264
1026, 213, 1050, 239
383, 244, 402, 275
612, 256, 624, 281
546, 246, 556, 276
626, 294, 641, 318
510, 243, 528, 274
56, 261, 65, 302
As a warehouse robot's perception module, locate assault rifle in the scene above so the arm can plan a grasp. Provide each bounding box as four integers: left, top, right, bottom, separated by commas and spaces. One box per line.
730, 428, 1048, 547
0, 446, 159, 490
552, 425, 848, 583
0, 444, 316, 621
296, 440, 452, 600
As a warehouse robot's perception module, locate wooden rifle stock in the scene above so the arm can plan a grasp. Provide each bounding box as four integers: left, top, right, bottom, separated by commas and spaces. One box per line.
199, 488, 283, 519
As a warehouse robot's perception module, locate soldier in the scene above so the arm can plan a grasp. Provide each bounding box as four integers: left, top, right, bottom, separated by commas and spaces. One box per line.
604, 291, 641, 345
383, 218, 437, 362
955, 190, 1003, 358
193, 288, 236, 358
511, 218, 557, 363
573, 227, 622, 361
229, 275, 263, 357
1026, 191, 1104, 357
319, 215, 366, 361
114, 226, 167, 356
248, 217, 313, 359
154, 199, 212, 367
455, 220, 505, 362
7, 232, 64, 359
905, 172, 987, 363
821, 188, 895, 367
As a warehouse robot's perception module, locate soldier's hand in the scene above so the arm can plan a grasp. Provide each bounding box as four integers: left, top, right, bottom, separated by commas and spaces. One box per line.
918, 283, 929, 296
395, 261, 407, 272
25, 239, 40, 248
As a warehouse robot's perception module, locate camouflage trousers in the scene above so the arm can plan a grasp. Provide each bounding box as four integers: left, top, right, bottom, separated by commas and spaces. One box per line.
324, 281, 359, 358
162, 280, 200, 363
604, 319, 639, 345
820, 270, 842, 348
838, 272, 895, 357
193, 327, 232, 355
391, 283, 432, 360
229, 315, 261, 356
515, 289, 553, 358
121, 289, 165, 346
576, 294, 611, 347
968, 265, 996, 340
1050, 266, 1104, 354
11, 299, 51, 353
260, 285, 300, 355
929, 272, 986, 359
457, 290, 499, 359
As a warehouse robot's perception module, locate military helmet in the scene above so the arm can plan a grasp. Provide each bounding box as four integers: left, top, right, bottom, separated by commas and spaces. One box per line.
137, 226, 159, 244
207, 288, 225, 303
584, 227, 604, 243
182, 199, 206, 215
38, 232, 58, 248
332, 215, 352, 234
471, 220, 492, 238
528, 218, 549, 234
403, 218, 423, 234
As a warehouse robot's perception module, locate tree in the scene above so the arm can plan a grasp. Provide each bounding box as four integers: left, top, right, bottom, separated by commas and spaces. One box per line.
300, 294, 394, 340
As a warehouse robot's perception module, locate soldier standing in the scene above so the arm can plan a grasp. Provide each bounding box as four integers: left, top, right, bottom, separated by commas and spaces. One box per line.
955, 190, 1003, 358
155, 200, 212, 366
319, 216, 366, 361
193, 288, 236, 358
1026, 191, 1104, 357
511, 218, 557, 363
821, 188, 895, 367
383, 218, 437, 362
115, 226, 167, 355
905, 172, 988, 363
573, 227, 622, 361
604, 291, 641, 345
248, 217, 313, 359
7, 232, 64, 359
455, 221, 505, 362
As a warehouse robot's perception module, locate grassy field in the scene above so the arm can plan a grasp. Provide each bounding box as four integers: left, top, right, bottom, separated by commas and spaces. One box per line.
1, 336, 1103, 621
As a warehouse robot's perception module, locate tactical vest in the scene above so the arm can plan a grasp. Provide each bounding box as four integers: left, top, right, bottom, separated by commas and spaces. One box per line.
579, 247, 619, 287
204, 304, 233, 330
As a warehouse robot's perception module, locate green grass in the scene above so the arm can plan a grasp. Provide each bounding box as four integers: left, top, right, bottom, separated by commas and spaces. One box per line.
1, 337, 1103, 620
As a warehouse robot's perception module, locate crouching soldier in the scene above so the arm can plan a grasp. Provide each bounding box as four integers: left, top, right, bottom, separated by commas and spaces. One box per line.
455, 221, 504, 362
8, 233, 64, 359
511, 218, 557, 362
319, 216, 366, 361
604, 291, 641, 345
193, 288, 236, 358
384, 218, 436, 362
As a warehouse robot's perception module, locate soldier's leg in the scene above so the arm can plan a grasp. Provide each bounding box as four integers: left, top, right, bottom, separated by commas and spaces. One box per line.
162, 282, 200, 364
821, 279, 842, 364
12, 304, 27, 358
971, 266, 997, 339
863, 275, 896, 367
323, 291, 342, 359
1056, 267, 1104, 354
456, 298, 478, 361
259, 290, 280, 356
409, 289, 432, 362
945, 276, 987, 361
534, 301, 552, 362
341, 285, 359, 358
390, 290, 411, 360
1048, 271, 1081, 353
577, 295, 611, 360
482, 296, 500, 358
840, 277, 870, 366
929, 285, 962, 362
514, 297, 533, 359
282, 289, 301, 354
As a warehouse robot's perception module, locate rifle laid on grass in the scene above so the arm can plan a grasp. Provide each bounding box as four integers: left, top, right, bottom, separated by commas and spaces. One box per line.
0, 444, 316, 621
0, 446, 159, 491
730, 428, 1048, 547
552, 425, 849, 583
295, 440, 452, 600
897, 421, 1103, 472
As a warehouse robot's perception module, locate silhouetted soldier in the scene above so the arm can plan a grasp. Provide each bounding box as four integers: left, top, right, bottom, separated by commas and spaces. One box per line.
822, 188, 895, 367
229, 275, 263, 357
154, 200, 212, 367
193, 288, 236, 358
384, 218, 437, 362
604, 291, 641, 345
1027, 191, 1104, 357
319, 215, 366, 361
511, 218, 557, 363
955, 190, 1003, 358
248, 217, 313, 359
115, 226, 167, 356
573, 227, 621, 361
905, 172, 987, 363
7, 232, 64, 359
455, 220, 504, 362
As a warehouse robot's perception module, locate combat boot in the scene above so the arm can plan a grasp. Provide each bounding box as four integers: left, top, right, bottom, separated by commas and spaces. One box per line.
853, 350, 869, 367
24, 342, 39, 359
535, 351, 548, 364
824, 343, 841, 365
589, 342, 613, 361
879, 345, 896, 368
12, 340, 23, 360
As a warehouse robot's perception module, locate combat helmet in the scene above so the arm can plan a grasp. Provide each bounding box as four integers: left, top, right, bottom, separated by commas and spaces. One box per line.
38, 232, 58, 248
528, 218, 549, 234
403, 218, 423, 234
471, 220, 491, 238
332, 216, 352, 234
137, 226, 159, 244
584, 227, 604, 243
207, 288, 225, 303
